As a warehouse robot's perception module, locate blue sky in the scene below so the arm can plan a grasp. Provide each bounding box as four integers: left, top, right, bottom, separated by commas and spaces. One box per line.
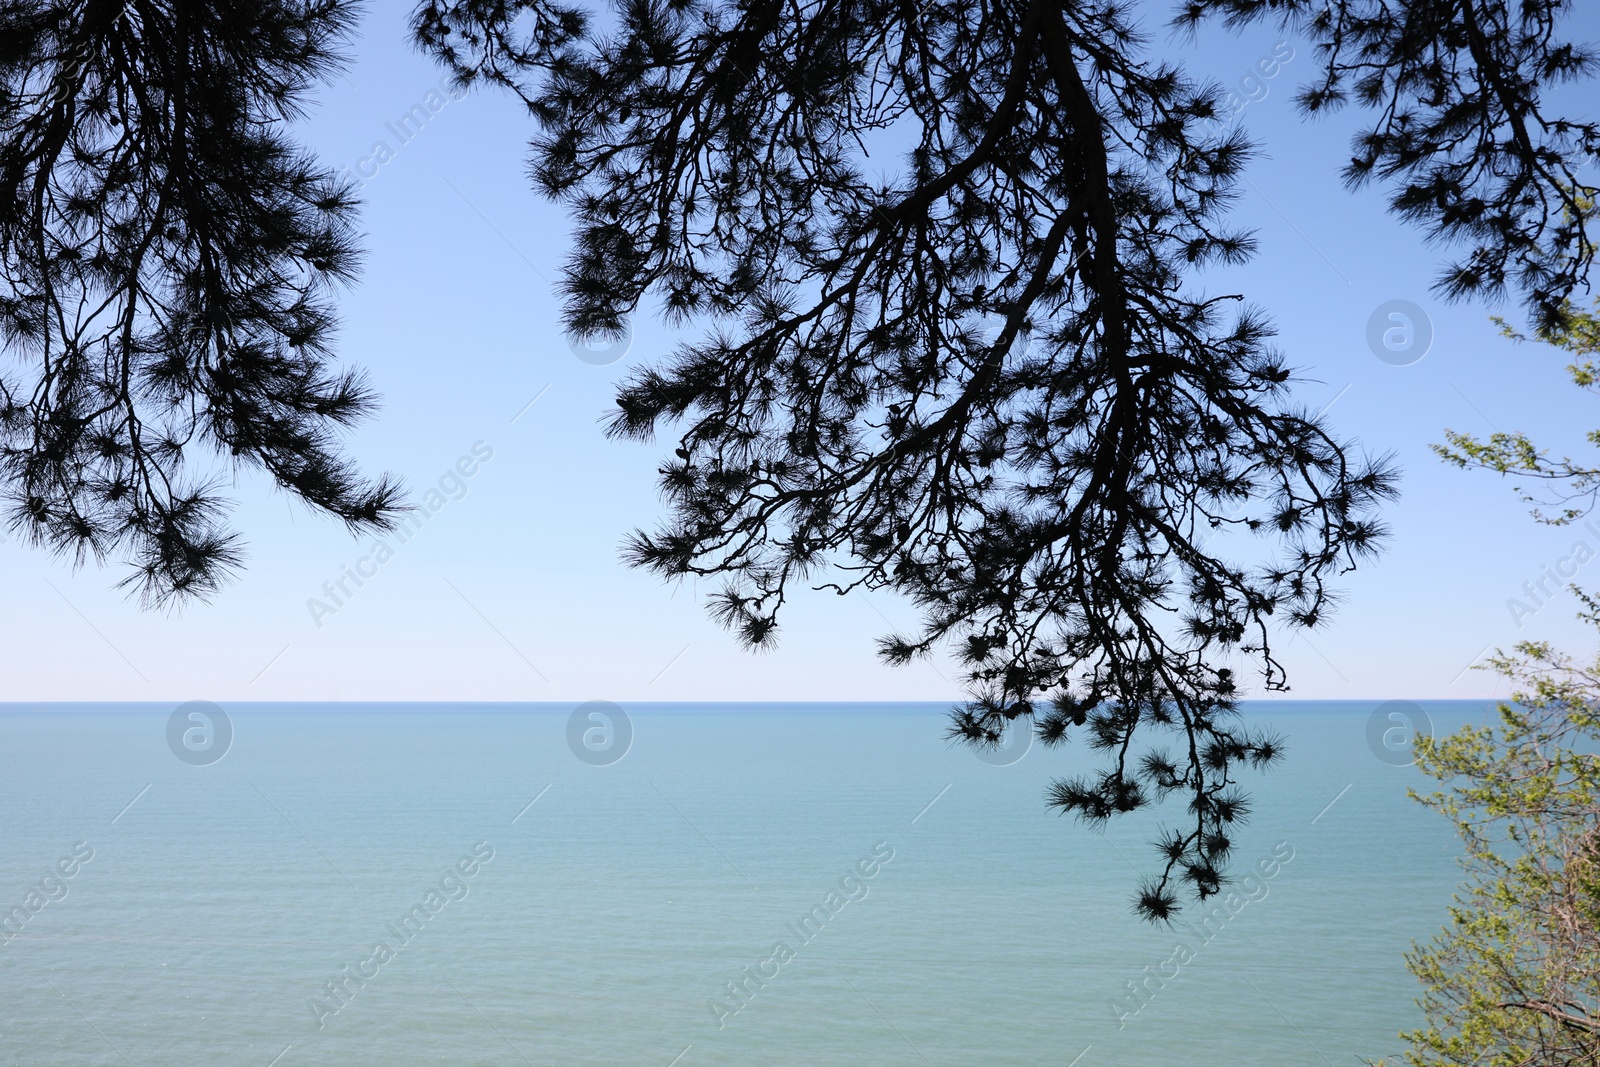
7, 3, 1600, 702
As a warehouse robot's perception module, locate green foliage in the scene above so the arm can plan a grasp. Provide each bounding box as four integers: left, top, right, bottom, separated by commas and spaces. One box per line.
1436, 299, 1600, 526
1382, 613, 1600, 1065
1401, 295, 1600, 1063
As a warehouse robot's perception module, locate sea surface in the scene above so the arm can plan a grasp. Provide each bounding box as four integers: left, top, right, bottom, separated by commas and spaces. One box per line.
0, 700, 1489, 1066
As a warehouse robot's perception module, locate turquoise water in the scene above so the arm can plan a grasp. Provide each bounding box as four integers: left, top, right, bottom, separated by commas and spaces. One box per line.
0, 701, 1485, 1066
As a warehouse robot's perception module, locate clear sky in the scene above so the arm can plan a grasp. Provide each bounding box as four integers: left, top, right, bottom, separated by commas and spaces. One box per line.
7, 3, 1600, 703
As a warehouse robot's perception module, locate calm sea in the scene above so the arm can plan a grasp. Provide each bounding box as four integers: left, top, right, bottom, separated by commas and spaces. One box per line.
0, 701, 1486, 1066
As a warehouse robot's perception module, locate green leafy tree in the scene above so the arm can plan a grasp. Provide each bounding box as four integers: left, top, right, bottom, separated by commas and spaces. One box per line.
1387, 625, 1600, 1065
1437, 298, 1600, 525
1383, 296, 1600, 1065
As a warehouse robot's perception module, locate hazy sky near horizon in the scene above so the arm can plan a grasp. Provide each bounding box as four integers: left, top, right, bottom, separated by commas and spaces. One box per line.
7, 2, 1600, 703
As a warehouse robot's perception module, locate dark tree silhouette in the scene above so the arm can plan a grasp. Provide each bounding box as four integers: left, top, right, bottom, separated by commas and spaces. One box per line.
5, 0, 1594, 918
0, 0, 403, 606
411, 0, 1596, 918
1188, 0, 1597, 335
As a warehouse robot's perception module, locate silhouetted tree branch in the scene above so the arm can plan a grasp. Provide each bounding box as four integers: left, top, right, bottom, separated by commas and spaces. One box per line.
407, 0, 1444, 920
1181, 0, 1598, 334
0, 0, 405, 605
17, 0, 1590, 919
